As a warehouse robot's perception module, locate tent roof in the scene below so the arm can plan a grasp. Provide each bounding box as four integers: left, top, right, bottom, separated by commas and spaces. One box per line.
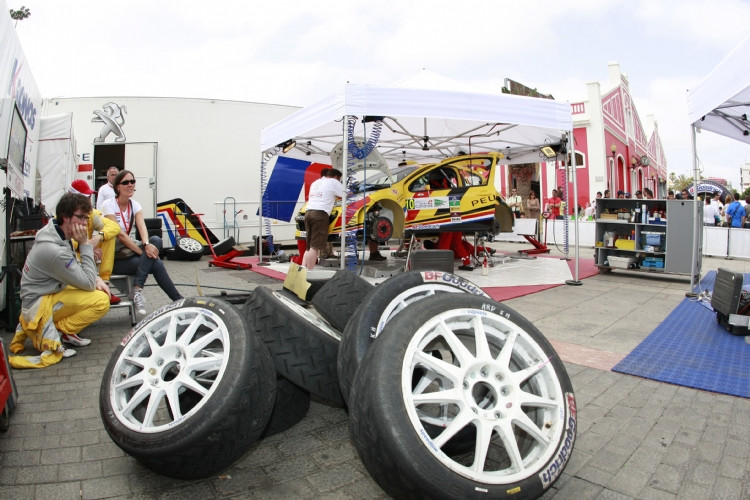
686, 32, 750, 145
261, 73, 573, 165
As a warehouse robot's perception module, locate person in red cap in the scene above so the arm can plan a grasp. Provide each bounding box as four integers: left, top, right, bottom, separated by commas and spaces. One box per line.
68, 180, 122, 305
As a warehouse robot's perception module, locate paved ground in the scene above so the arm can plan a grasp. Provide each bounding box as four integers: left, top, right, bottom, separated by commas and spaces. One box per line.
2, 242, 750, 499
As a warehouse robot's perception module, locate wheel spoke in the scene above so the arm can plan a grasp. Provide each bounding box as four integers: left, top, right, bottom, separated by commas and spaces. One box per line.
496, 330, 518, 369
513, 357, 553, 385
186, 325, 223, 357
430, 407, 475, 448
437, 320, 475, 367
412, 386, 463, 406
513, 411, 550, 446
471, 420, 496, 472
177, 314, 206, 348
141, 388, 167, 427
414, 349, 463, 384
470, 315, 492, 361
495, 419, 525, 472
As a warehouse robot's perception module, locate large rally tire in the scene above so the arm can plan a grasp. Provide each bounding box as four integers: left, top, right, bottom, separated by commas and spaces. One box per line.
99, 297, 276, 479
172, 236, 204, 261
337, 270, 487, 406
349, 294, 576, 499
261, 376, 311, 438
311, 269, 374, 331
243, 286, 344, 406
212, 236, 236, 256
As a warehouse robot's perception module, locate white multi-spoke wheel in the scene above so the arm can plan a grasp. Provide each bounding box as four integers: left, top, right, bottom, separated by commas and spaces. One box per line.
337, 270, 488, 405
99, 297, 276, 479
172, 236, 204, 261
349, 294, 576, 499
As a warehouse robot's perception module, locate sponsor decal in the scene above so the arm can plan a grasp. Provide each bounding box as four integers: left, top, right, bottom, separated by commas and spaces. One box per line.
7, 58, 38, 131
420, 271, 487, 296
540, 393, 577, 488
406, 197, 450, 210
412, 224, 440, 230
92, 102, 127, 143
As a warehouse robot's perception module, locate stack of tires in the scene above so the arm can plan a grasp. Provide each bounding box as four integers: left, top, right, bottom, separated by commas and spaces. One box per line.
99, 269, 576, 498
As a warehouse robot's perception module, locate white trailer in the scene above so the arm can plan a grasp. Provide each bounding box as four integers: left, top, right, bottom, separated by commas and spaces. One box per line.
43, 96, 300, 245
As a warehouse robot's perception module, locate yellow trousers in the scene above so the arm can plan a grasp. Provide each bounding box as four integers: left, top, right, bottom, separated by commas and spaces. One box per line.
9, 287, 110, 369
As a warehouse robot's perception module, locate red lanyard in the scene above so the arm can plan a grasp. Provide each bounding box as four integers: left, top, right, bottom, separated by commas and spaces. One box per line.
118, 202, 131, 235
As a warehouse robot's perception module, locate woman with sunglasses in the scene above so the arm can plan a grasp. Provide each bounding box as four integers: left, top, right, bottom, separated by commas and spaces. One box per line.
101, 170, 183, 316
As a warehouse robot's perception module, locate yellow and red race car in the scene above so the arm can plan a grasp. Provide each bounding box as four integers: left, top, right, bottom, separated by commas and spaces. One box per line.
295, 152, 514, 244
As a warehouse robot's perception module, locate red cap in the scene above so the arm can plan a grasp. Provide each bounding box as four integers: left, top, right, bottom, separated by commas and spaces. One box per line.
69, 179, 96, 196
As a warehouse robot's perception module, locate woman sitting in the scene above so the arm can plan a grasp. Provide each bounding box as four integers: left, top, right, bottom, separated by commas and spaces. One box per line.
100, 170, 183, 315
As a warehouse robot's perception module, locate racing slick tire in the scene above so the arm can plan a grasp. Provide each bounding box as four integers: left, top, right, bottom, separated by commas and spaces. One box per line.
243, 286, 344, 406
212, 236, 237, 256
310, 269, 374, 331
337, 270, 487, 406
171, 236, 204, 261
261, 376, 311, 438
349, 293, 576, 500
99, 297, 276, 479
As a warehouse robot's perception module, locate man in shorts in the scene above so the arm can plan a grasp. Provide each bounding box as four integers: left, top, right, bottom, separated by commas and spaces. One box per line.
302, 169, 344, 270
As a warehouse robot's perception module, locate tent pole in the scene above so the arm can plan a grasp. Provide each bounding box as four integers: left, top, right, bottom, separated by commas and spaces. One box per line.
339, 119, 348, 270
566, 131, 581, 286
688, 125, 700, 295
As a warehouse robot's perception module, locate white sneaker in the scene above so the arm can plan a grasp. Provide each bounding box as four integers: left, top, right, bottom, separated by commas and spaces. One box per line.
133, 288, 147, 316
61, 333, 92, 347
61, 346, 77, 358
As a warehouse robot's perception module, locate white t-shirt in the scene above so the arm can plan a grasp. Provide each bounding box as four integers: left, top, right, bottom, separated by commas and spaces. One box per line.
96, 183, 116, 210
703, 203, 719, 224
101, 198, 142, 235
307, 177, 344, 214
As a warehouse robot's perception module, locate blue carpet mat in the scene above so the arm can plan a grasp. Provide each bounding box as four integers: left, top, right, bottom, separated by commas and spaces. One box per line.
612, 271, 750, 398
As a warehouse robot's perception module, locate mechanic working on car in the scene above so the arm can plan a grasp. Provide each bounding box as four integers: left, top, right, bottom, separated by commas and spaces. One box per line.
9, 192, 113, 368
302, 168, 345, 270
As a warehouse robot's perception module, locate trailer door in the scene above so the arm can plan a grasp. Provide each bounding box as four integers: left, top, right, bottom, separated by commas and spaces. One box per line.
94, 142, 157, 218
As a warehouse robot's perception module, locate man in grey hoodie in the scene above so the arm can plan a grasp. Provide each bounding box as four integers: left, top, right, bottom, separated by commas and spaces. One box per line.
9, 193, 112, 368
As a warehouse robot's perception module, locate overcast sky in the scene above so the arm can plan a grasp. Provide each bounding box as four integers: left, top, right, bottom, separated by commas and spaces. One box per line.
10, 0, 750, 187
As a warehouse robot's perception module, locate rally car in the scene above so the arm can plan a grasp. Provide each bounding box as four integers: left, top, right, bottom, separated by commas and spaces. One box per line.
295, 152, 514, 244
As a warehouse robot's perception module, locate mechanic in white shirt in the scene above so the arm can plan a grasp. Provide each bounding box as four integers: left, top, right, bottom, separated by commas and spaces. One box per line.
96, 166, 120, 210
302, 169, 344, 270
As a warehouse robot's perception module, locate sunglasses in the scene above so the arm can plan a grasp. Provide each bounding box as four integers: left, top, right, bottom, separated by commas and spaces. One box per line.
120, 179, 136, 185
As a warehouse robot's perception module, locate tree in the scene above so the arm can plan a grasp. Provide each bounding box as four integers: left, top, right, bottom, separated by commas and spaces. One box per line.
9, 6, 30, 25
668, 172, 695, 193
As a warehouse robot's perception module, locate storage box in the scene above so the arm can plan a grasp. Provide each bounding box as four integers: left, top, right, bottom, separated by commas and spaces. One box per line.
640, 232, 665, 251
608, 256, 638, 269
614, 239, 635, 250
641, 257, 664, 268
599, 213, 618, 220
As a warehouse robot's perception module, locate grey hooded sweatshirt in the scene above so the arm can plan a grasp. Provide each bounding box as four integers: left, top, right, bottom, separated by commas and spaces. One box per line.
20, 220, 98, 307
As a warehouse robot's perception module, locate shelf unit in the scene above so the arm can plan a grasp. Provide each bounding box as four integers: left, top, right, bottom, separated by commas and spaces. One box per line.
594, 198, 702, 276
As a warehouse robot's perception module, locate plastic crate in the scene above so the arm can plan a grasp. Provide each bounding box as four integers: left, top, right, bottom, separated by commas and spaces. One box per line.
641, 257, 665, 268
608, 256, 638, 269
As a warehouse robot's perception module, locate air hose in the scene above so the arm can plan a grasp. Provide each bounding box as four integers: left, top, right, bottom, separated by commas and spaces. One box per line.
344, 116, 383, 272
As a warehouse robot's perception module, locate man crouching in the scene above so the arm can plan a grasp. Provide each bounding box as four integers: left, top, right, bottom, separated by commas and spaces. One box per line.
9, 193, 112, 368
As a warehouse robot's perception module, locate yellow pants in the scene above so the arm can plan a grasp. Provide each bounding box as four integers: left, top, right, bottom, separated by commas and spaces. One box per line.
9, 287, 110, 369
98, 237, 116, 281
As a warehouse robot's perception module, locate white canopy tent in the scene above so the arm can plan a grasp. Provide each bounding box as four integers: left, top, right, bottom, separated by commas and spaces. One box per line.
37, 113, 78, 213
686, 32, 750, 290
260, 72, 577, 274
